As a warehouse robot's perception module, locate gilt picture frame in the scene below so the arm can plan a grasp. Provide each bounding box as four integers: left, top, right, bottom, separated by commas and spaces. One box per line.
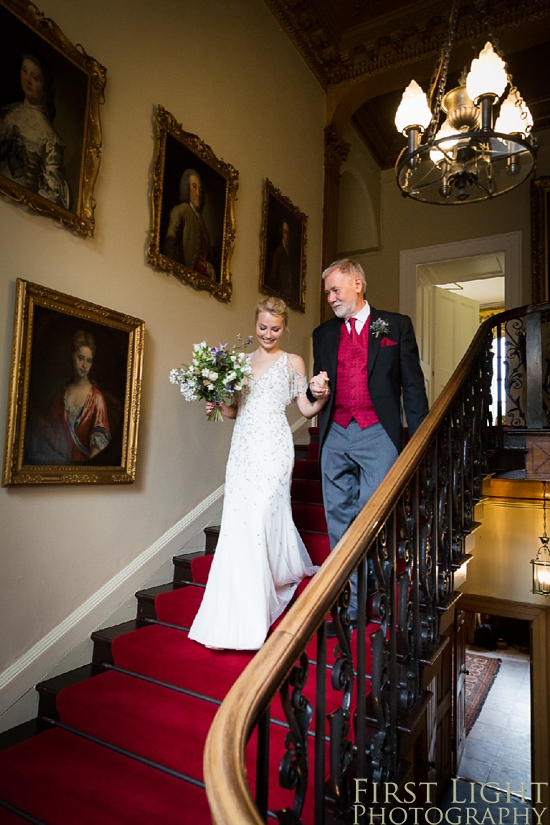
148, 106, 238, 302
0, 0, 107, 237
531, 176, 550, 304
259, 178, 307, 313
2, 280, 145, 485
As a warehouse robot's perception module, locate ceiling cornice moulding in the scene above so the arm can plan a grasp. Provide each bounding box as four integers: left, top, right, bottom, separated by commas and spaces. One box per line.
264, 0, 550, 89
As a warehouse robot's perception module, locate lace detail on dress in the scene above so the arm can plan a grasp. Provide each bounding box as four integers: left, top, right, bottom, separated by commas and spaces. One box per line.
287, 358, 308, 397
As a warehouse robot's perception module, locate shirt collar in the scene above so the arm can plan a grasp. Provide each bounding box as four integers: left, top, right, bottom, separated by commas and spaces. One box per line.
351, 301, 370, 324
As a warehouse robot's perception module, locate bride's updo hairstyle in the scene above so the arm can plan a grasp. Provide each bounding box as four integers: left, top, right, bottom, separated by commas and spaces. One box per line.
255, 296, 289, 328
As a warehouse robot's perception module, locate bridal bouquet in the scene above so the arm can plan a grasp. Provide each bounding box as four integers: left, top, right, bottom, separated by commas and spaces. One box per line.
170, 335, 253, 421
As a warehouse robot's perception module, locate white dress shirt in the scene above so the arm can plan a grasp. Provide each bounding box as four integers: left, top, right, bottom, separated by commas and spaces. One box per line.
345, 300, 371, 335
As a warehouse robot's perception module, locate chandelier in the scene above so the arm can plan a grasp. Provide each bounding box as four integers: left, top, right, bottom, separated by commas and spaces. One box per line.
394, 0, 536, 205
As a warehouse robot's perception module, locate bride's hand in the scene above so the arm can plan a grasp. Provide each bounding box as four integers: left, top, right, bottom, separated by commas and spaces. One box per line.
205, 401, 218, 415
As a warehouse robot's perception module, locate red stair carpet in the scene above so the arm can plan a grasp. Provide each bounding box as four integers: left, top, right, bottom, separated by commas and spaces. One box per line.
0, 428, 375, 824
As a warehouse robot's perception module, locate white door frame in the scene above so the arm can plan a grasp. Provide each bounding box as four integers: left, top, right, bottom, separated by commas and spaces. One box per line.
399, 231, 522, 327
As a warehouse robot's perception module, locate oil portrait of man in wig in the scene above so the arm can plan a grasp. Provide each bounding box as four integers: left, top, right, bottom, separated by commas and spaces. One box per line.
160, 134, 228, 284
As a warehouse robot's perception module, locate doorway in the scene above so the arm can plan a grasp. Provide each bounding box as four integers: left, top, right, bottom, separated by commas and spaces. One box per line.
460, 611, 531, 792
457, 595, 550, 812
399, 233, 522, 405
416, 254, 505, 404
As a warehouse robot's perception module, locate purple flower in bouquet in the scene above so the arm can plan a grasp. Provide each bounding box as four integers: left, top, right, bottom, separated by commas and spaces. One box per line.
170, 335, 253, 421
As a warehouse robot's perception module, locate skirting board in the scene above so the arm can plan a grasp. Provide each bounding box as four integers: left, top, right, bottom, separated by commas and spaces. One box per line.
0, 483, 225, 720
0, 415, 307, 723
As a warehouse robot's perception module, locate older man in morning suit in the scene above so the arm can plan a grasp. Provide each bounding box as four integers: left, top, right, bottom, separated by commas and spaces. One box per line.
309, 258, 429, 623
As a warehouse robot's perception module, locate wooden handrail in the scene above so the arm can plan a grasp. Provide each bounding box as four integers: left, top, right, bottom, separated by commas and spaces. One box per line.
204, 301, 550, 823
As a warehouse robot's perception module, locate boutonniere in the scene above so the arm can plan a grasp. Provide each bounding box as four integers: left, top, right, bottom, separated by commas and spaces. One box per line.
370, 318, 390, 338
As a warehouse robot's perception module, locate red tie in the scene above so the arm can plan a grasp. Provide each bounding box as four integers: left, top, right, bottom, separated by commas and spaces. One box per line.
349, 316, 358, 343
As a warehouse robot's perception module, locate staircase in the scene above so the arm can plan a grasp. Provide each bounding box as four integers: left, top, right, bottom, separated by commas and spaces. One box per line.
3, 302, 550, 824
0, 430, 332, 824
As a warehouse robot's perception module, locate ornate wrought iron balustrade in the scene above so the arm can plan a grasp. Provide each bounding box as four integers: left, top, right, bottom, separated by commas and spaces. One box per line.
204, 302, 550, 825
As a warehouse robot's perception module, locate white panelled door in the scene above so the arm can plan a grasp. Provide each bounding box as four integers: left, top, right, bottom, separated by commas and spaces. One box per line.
432, 287, 479, 404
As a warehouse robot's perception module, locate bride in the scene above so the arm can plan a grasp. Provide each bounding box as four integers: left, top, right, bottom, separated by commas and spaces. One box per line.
188, 297, 330, 650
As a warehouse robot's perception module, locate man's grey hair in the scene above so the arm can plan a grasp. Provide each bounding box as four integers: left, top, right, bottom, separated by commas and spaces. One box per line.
179, 168, 202, 205
322, 258, 366, 294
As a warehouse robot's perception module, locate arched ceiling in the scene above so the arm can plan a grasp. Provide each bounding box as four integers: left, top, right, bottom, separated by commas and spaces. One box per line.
264, 0, 550, 167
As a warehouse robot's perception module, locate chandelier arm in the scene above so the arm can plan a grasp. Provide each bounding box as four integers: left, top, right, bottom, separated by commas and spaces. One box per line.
480, 0, 502, 58
506, 81, 532, 131
426, 0, 460, 143
468, 178, 494, 197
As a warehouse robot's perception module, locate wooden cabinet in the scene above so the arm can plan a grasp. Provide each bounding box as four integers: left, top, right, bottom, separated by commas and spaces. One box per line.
413, 634, 453, 796
425, 638, 453, 795
454, 608, 467, 771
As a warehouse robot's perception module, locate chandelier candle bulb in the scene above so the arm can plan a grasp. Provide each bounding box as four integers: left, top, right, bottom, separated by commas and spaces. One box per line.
429, 120, 458, 165
466, 42, 508, 105
395, 80, 432, 135
495, 92, 534, 137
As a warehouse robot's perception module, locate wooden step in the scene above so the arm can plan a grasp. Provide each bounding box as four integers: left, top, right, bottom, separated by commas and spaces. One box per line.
291, 501, 327, 533
37, 664, 101, 719
291, 478, 323, 504
300, 531, 331, 565
91, 620, 141, 666
292, 458, 320, 480
487, 447, 527, 473
204, 525, 220, 554
294, 444, 309, 460
135, 582, 185, 622
173, 548, 214, 583
308, 442, 319, 460
0, 719, 47, 753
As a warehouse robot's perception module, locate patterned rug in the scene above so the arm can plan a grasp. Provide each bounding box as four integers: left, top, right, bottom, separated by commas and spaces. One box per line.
465, 652, 501, 735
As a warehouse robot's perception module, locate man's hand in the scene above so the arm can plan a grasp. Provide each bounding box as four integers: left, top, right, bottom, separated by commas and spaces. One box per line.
309, 371, 330, 400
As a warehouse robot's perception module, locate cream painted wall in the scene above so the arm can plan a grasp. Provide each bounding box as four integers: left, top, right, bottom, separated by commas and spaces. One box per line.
337, 122, 380, 257
0, 0, 325, 718
462, 499, 549, 606
342, 131, 550, 313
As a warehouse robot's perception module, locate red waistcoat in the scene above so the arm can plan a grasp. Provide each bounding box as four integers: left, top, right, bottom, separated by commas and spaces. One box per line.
332, 319, 380, 429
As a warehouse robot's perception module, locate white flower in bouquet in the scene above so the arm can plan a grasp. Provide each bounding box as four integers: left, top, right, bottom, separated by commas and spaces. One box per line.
170, 335, 253, 421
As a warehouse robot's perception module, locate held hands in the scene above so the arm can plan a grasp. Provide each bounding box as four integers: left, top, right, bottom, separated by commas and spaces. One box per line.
309, 371, 330, 400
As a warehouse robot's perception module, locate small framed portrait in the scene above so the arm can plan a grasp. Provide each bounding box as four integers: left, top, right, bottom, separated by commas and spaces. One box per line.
2, 280, 145, 485
0, 0, 106, 237
148, 106, 239, 302
260, 179, 307, 313
531, 176, 550, 304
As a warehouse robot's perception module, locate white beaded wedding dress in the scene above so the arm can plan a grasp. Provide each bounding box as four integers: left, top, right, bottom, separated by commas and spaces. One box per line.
188, 352, 318, 650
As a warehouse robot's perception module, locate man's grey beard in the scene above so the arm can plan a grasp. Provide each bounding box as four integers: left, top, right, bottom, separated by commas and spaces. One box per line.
331, 304, 348, 318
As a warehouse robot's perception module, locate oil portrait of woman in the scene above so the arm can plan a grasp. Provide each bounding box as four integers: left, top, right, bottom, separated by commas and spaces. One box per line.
19, 296, 134, 471
24, 329, 114, 465
0, 53, 70, 209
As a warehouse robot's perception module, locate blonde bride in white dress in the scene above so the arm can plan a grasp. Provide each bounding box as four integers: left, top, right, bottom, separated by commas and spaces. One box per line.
188, 297, 330, 650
